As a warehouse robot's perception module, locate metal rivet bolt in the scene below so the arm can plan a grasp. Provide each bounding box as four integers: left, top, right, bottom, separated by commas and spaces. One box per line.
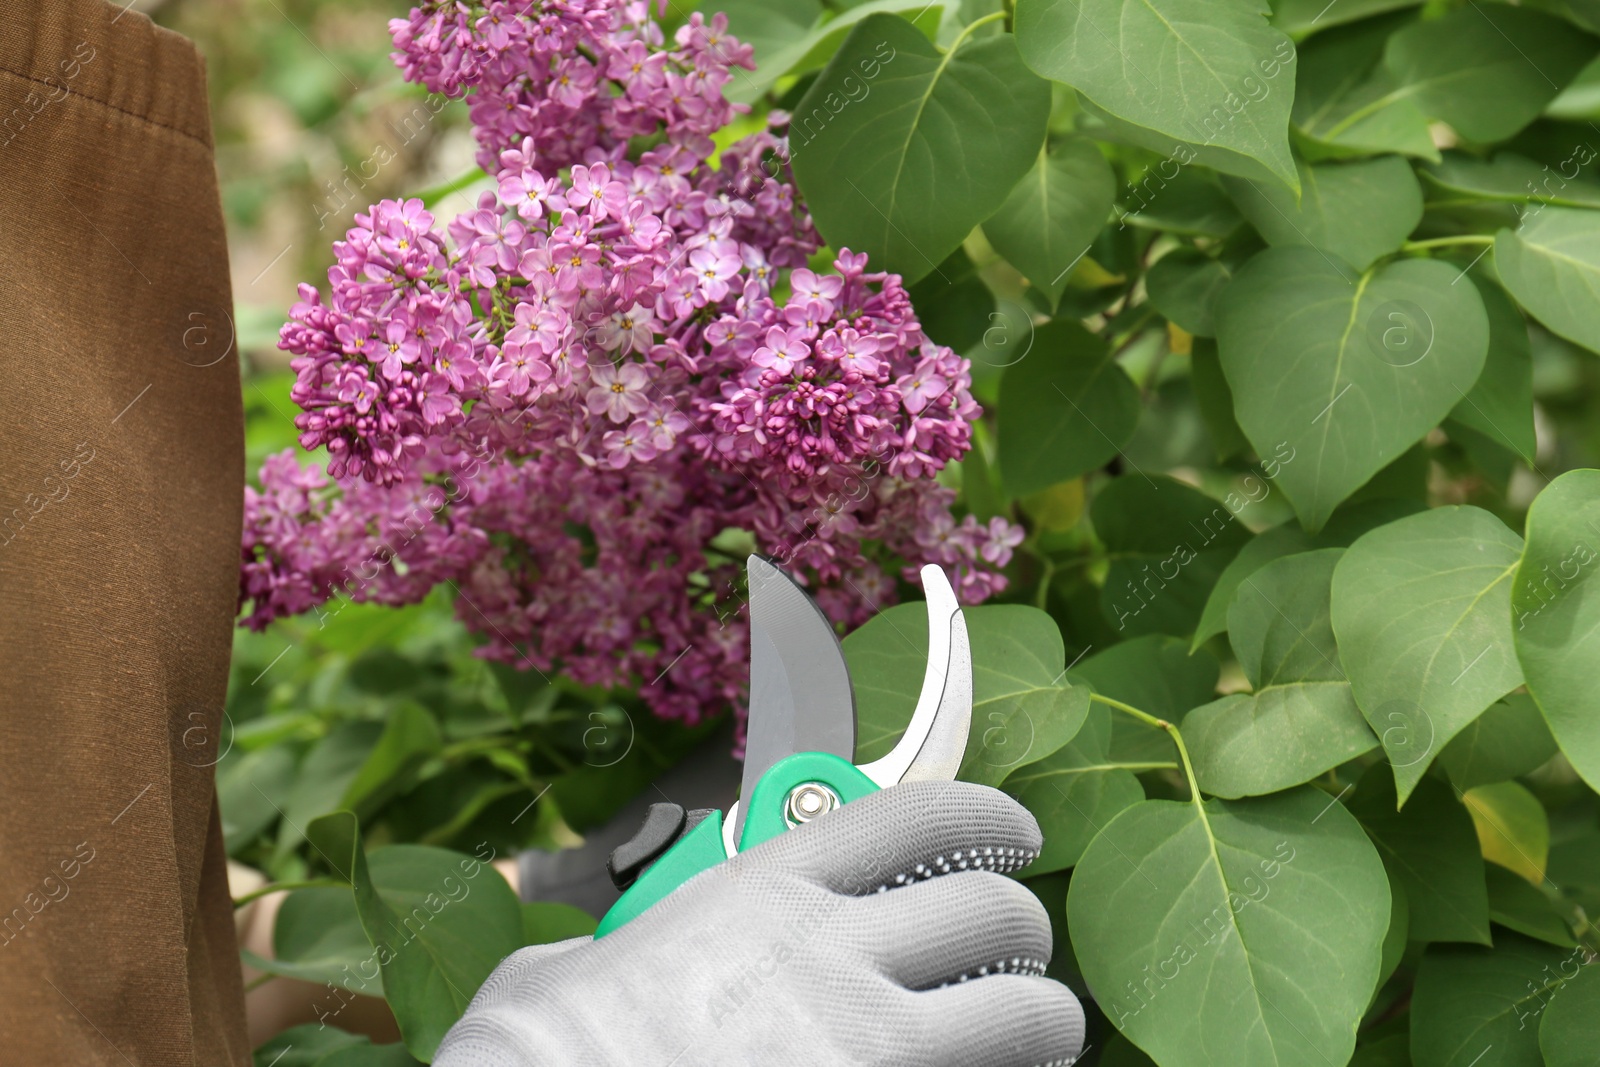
784, 782, 840, 826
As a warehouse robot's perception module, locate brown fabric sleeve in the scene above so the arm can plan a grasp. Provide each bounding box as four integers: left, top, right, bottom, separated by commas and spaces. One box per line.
0, 2, 248, 1064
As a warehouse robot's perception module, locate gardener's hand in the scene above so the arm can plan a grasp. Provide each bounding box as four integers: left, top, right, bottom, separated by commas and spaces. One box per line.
434, 780, 1085, 1067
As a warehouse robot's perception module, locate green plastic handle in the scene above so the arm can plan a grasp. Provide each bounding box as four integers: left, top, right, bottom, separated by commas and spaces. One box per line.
595, 751, 878, 937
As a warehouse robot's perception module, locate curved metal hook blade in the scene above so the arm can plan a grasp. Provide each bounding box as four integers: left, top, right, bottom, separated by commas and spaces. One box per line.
857, 565, 972, 787
736, 555, 857, 840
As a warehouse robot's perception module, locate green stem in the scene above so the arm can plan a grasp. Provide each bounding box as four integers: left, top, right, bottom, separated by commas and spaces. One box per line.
233, 878, 345, 908
1088, 693, 1203, 804
1400, 235, 1496, 252
946, 10, 1007, 54
244, 973, 276, 993
1033, 557, 1056, 611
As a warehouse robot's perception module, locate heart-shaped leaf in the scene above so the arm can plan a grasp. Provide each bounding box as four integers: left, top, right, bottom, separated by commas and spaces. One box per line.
1292, 16, 1438, 162
997, 320, 1140, 496
1348, 768, 1491, 945
1439, 694, 1558, 792
1222, 155, 1422, 270
791, 14, 1050, 282
1512, 469, 1600, 793
1015, 0, 1299, 189
845, 602, 1089, 786
1067, 786, 1389, 1067
1411, 933, 1577, 1067
1496, 207, 1600, 354
1331, 506, 1524, 804
1186, 550, 1379, 797
1385, 6, 1597, 144
306, 812, 525, 1060
982, 140, 1115, 308
1215, 247, 1489, 531
1193, 498, 1422, 649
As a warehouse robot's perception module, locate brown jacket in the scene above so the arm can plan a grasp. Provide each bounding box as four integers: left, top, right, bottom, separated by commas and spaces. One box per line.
0, 2, 248, 1062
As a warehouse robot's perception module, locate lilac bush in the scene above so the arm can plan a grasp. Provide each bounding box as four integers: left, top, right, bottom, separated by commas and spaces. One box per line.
239, 0, 1019, 730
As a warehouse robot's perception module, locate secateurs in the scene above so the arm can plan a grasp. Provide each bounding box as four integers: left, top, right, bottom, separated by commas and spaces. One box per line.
596, 555, 972, 936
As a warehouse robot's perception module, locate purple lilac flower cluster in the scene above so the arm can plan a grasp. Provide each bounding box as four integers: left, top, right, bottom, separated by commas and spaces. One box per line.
390, 0, 752, 173
241, 0, 1023, 729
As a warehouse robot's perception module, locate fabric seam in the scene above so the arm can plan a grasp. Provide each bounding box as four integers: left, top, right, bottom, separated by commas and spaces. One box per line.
0, 66, 210, 148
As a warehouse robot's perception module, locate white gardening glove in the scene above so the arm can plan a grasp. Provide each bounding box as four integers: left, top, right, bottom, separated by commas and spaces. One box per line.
435, 780, 1085, 1066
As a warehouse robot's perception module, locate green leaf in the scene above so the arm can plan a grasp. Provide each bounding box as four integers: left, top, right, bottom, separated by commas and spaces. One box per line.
907, 248, 996, 352
1146, 249, 1233, 337
242, 886, 377, 993
1116, 168, 1245, 236
1465, 782, 1549, 886
1348, 768, 1491, 945
341, 704, 443, 818
1385, 6, 1597, 144
1093, 475, 1252, 637
1194, 498, 1422, 649
846, 603, 1089, 786
1005, 702, 1148, 874
982, 140, 1115, 308
253, 1025, 422, 1067
275, 721, 385, 862
521, 901, 598, 945
1189, 337, 1251, 461
1448, 278, 1535, 464
1330, 506, 1524, 804
1548, 830, 1600, 901
791, 15, 1050, 282
1069, 634, 1220, 765
306, 812, 524, 1061
1290, 15, 1438, 162
1422, 153, 1600, 211
1222, 155, 1422, 269
724, 0, 945, 105
1067, 787, 1389, 1067
1185, 550, 1379, 797
1439, 694, 1558, 792
1215, 247, 1489, 531
1496, 207, 1600, 354
1270, 0, 1421, 36
1378, 866, 1410, 989
997, 321, 1140, 496
1512, 469, 1600, 793
1540, 959, 1600, 1066
1486, 863, 1576, 949
218, 745, 297, 854
1410, 933, 1575, 1067
1080, 96, 1292, 189
1015, 0, 1300, 189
